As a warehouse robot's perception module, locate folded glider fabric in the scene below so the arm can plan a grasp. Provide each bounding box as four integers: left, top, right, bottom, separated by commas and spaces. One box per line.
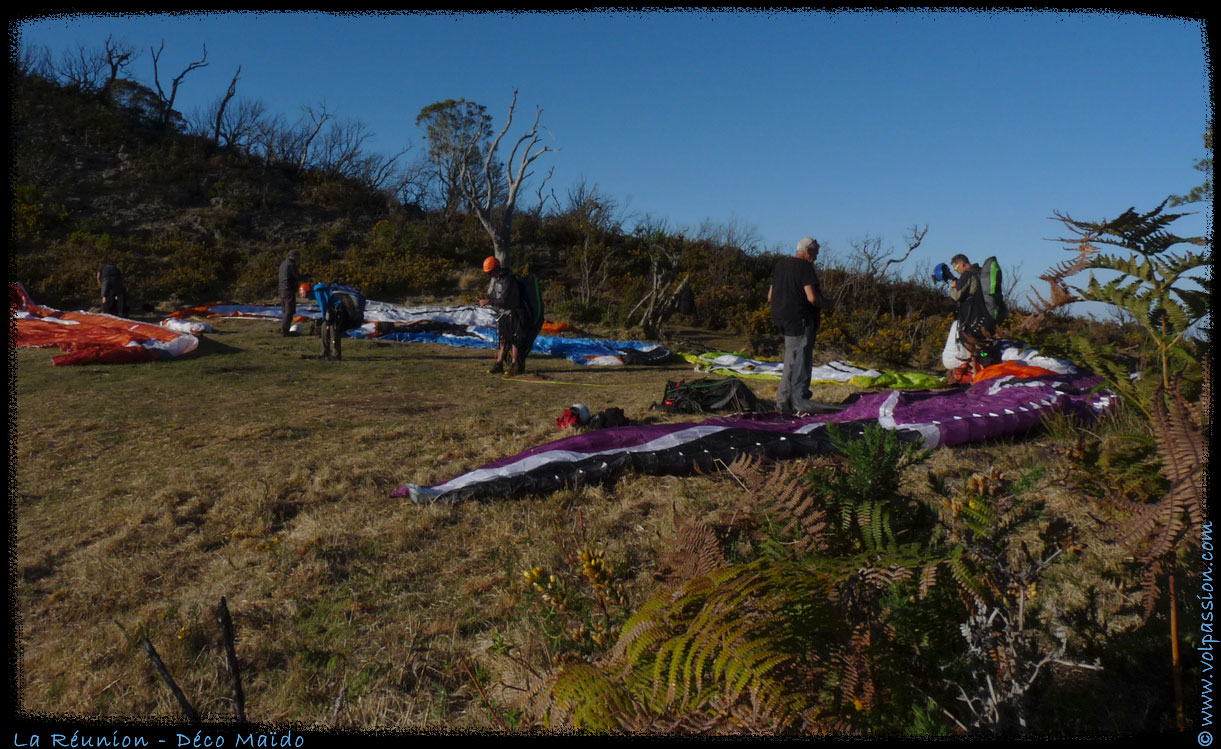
13, 283, 198, 366
679, 352, 946, 390
164, 301, 672, 367
395, 370, 1113, 503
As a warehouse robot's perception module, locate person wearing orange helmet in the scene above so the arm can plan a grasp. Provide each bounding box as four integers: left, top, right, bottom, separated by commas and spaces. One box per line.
278, 249, 310, 336
311, 281, 367, 361
478, 255, 527, 375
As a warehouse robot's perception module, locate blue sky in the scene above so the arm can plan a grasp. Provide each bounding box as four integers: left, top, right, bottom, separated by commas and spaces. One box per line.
13, 10, 1212, 314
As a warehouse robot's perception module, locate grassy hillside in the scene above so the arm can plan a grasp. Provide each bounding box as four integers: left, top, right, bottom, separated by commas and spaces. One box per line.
13, 316, 1195, 733
12, 65, 980, 373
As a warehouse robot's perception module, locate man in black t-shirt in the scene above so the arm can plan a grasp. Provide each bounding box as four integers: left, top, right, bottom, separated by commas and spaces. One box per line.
768, 237, 831, 415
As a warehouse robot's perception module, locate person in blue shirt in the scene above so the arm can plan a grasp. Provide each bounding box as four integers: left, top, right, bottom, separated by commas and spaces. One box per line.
312, 282, 362, 361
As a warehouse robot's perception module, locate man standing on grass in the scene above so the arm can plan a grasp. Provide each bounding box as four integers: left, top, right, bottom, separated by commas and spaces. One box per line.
97, 263, 126, 317
278, 249, 308, 337
479, 256, 527, 375
768, 236, 831, 415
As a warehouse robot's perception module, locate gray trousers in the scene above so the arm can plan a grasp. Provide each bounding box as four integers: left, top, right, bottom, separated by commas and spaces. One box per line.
776, 318, 819, 413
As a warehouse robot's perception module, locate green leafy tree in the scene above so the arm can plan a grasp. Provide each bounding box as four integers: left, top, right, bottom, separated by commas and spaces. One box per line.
416, 90, 554, 269
416, 98, 499, 216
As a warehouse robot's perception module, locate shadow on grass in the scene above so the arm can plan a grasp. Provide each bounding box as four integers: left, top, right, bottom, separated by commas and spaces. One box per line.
190, 335, 245, 357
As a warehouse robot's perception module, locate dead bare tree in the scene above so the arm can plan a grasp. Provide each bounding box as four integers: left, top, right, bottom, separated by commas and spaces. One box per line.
294, 103, 332, 170
566, 180, 626, 304
831, 225, 928, 319
15, 42, 54, 79
150, 41, 208, 128
535, 165, 558, 215
56, 42, 107, 91
211, 66, 241, 145
855, 225, 928, 280
219, 98, 267, 154
317, 117, 376, 175
627, 222, 688, 338
354, 148, 412, 192
101, 35, 137, 100
696, 216, 763, 254
454, 89, 555, 269
251, 104, 334, 170
393, 156, 435, 208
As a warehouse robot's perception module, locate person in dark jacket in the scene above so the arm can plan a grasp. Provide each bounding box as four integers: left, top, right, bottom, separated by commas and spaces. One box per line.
97, 263, 126, 316
945, 254, 993, 355
479, 256, 528, 375
278, 250, 308, 336
768, 237, 832, 415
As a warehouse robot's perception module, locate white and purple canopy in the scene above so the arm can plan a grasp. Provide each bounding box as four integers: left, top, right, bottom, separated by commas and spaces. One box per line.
395, 370, 1112, 503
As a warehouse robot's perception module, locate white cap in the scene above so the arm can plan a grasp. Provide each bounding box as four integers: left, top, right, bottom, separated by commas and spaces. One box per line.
572, 404, 590, 424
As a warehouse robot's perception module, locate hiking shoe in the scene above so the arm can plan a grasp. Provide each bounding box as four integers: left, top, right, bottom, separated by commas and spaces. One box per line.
489, 362, 504, 374
505, 362, 522, 377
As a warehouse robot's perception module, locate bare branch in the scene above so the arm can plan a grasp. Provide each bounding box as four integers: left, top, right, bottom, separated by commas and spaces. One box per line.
882, 224, 928, 272
150, 41, 208, 127
214, 596, 247, 723
140, 635, 201, 722
213, 66, 241, 145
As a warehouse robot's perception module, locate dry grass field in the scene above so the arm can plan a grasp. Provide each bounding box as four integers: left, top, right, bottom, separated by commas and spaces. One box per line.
12, 316, 776, 727
12, 314, 1105, 731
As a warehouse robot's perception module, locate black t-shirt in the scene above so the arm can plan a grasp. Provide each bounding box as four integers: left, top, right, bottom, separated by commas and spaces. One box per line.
770, 256, 821, 334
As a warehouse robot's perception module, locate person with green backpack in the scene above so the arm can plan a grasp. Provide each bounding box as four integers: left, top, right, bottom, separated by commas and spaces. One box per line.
936, 253, 1008, 359
480, 256, 544, 376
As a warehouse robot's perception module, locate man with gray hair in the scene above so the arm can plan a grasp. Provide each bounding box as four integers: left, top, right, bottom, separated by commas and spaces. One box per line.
768, 236, 831, 415
277, 249, 308, 337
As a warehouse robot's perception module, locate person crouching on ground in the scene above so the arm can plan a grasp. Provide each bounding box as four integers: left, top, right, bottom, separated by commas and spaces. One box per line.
478, 256, 526, 375
768, 236, 832, 415
312, 282, 353, 361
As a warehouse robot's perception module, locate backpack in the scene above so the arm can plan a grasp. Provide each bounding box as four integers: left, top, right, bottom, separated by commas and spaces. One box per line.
655, 378, 768, 414
956, 258, 1007, 344
979, 256, 1008, 326
329, 285, 366, 331
517, 273, 545, 337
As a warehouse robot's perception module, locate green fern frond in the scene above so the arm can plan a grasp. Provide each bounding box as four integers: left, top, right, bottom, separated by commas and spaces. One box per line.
947, 555, 987, 601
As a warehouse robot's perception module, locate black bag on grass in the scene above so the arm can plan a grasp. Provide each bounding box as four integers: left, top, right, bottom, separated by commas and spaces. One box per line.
655, 377, 768, 414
